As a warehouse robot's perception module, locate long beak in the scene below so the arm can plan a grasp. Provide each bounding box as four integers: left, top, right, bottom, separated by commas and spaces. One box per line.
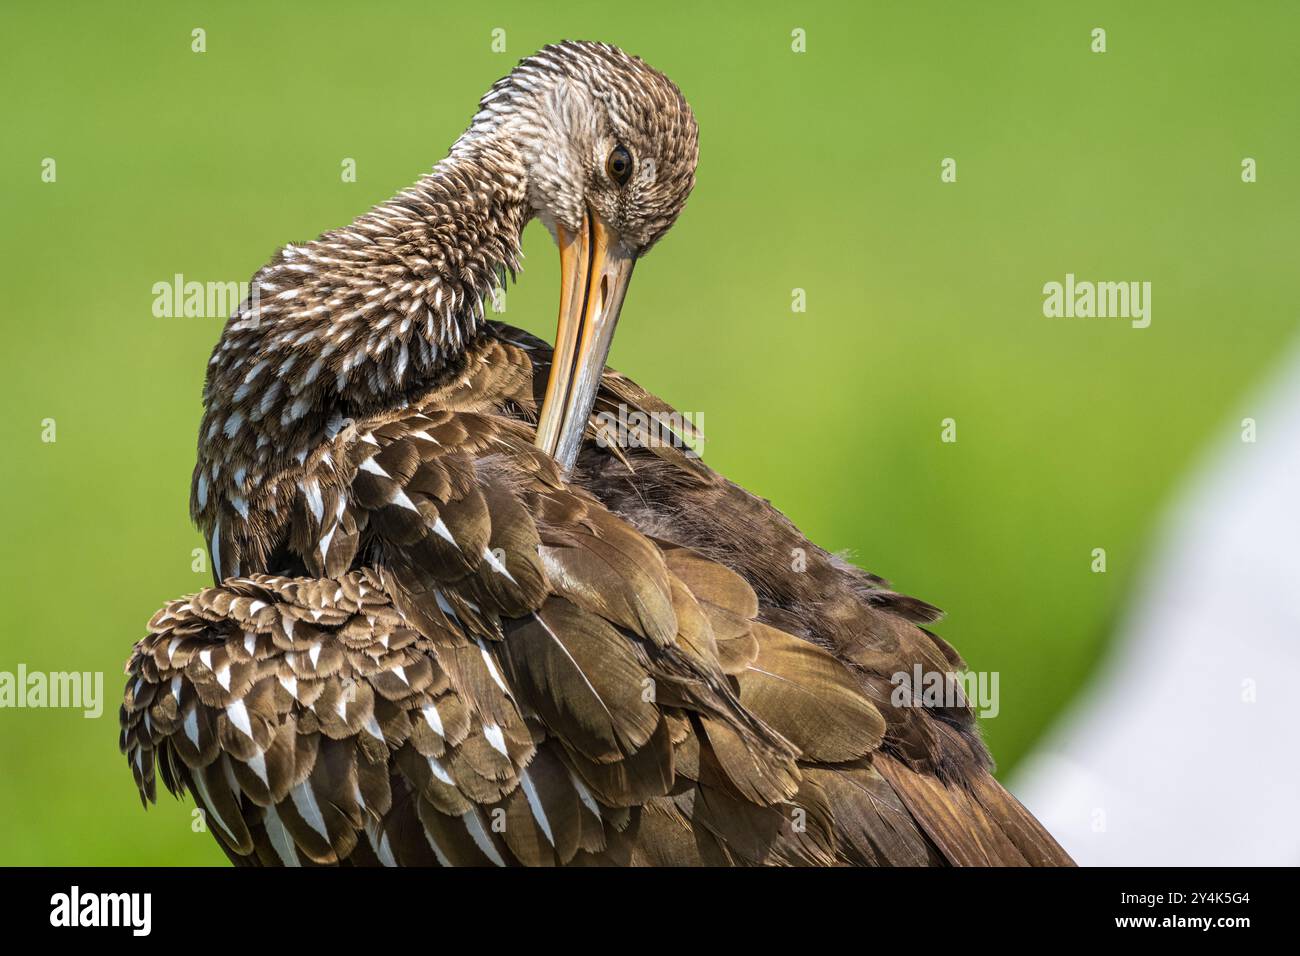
534, 205, 636, 473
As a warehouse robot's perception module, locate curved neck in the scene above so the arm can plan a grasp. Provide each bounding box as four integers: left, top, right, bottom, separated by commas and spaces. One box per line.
193, 136, 531, 521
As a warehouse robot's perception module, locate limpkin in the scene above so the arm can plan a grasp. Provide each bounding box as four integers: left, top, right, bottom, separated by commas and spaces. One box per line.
120, 41, 1072, 866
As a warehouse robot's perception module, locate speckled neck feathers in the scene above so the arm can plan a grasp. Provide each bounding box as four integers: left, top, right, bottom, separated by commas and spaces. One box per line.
193, 138, 529, 524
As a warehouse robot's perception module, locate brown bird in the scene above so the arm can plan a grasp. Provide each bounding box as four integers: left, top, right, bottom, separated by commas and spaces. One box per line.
120, 41, 1072, 866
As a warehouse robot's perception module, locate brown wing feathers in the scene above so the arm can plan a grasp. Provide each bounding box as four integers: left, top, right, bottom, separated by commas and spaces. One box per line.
121, 332, 1071, 866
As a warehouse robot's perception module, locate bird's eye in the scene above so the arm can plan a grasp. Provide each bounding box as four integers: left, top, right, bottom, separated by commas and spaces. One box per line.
605, 145, 633, 187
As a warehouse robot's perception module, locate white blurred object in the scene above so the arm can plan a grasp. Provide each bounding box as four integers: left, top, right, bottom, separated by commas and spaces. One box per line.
1011, 348, 1300, 866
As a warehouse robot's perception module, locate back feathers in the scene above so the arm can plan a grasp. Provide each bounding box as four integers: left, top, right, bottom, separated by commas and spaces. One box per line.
120, 328, 1072, 866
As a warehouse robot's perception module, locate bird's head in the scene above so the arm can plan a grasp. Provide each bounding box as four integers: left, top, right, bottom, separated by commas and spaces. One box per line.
460, 41, 699, 470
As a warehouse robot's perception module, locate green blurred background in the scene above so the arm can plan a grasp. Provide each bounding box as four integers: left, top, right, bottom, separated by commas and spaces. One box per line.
1, 1, 1295, 864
